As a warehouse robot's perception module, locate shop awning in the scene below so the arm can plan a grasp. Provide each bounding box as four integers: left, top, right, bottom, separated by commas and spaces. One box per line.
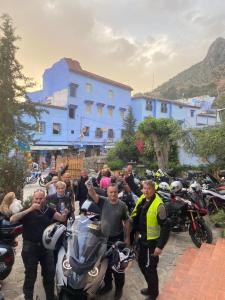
30, 145, 69, 151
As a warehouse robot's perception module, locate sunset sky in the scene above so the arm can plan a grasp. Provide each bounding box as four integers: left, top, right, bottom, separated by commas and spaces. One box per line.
1, 0, 225, 93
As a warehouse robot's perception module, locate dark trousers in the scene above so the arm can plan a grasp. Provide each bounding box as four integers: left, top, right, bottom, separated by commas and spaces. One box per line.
104, 266, 125, 290
138, 241, 159, 298
22, 240, 55, 300
104, 233, 125, 290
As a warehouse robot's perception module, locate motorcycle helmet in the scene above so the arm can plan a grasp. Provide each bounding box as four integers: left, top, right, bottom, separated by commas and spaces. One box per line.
111, 247, 135, 273
189, 181, 201, 192
170, 181, 183, 193
158, 182, 170, 191
42, 222, 66, 250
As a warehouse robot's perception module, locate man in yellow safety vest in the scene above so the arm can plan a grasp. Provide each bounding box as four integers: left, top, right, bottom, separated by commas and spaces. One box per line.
131, 180, 170, 300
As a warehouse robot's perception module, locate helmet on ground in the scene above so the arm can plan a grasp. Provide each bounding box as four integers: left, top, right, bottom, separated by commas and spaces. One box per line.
189, 181, 201, 192
42, 222, 66, 250
158, 182, 170, 191
170, 181, 183, 193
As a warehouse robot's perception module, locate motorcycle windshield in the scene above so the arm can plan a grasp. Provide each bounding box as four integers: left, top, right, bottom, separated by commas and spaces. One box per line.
68, 215, 107, 276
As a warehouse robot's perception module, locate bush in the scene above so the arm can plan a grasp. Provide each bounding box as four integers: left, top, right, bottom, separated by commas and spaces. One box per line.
209, 210, 225, 227
0, 154, 27, 199
106, 159, 124, 171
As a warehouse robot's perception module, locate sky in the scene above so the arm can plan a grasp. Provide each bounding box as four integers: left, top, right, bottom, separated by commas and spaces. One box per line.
1, 0, 225, 93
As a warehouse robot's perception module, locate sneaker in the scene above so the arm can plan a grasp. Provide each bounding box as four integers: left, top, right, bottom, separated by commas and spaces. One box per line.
98, 284, 113, 295
114, 288, 123, 300
140, 288, 151, 296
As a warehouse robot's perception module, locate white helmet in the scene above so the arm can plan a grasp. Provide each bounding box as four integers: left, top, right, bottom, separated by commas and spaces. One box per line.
170, 181, 183, 193
189, 182, 201, 192
158, 182, 170, 191
42, 222, 66, 250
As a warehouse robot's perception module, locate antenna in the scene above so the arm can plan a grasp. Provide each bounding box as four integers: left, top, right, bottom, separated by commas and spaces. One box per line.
152, 72, 155, 92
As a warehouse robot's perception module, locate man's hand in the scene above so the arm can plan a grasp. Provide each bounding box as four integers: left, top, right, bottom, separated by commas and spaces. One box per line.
30, 203, 41, 211
153, 247, 162, 256
63, 208, 69, 216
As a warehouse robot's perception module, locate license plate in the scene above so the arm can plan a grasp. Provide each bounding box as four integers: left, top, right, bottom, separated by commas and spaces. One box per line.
0, 262, 6, 271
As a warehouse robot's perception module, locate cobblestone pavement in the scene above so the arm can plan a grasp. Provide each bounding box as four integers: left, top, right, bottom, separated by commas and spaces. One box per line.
1, 184, 222, 300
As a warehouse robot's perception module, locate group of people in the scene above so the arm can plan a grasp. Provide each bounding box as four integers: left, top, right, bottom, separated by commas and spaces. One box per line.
0, 164, 170, 300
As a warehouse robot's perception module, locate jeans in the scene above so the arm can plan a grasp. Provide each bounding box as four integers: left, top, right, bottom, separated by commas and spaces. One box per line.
22, 240, 55, 300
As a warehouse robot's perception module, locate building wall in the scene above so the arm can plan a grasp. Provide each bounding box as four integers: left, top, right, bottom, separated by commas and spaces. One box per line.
27, 58, 131, 148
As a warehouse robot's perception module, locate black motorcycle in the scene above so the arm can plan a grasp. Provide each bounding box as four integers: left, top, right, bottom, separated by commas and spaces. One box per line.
158, 190, 213, 248
0, 219, 23, 280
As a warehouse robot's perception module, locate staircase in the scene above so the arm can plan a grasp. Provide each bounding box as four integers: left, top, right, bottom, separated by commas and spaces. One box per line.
158, 239, 225, 300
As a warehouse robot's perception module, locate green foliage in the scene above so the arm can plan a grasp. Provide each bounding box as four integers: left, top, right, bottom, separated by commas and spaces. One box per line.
182, 123, 225, 165
106, 159, 124, 171
138, 117, 181, 169
209, 210, 225, 227
0, 14, 41, 154
106, 106, 139, 164
22, 195, 33, 209
0, 154, 27, 198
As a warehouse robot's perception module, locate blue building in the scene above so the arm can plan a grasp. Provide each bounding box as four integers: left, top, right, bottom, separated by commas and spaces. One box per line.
26, 58, 132, 155
25, 58, 217, 165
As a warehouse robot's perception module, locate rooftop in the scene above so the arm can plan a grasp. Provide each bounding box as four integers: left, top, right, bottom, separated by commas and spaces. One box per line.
64, 58, 133, 91
132, 95, 200, 109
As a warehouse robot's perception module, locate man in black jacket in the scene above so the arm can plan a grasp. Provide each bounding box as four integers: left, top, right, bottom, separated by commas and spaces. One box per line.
10, 190, 68, 300
131, 181, 170, 300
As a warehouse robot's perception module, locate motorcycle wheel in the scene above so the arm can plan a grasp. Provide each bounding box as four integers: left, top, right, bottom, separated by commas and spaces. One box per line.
0, 267, 12, 281
39, 177, 46, 187
189, 219, 213, 248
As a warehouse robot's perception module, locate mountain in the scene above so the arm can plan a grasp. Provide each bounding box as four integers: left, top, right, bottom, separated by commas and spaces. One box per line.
148, 37, 225, 100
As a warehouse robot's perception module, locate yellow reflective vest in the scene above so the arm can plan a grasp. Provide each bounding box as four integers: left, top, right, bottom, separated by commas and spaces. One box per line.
131, 194, 163, 240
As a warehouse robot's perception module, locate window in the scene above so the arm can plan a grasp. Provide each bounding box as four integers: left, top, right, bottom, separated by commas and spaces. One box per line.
119, 108, 126, 120
191, 110, 195, 117
108, 129, 114, 139
37, 122, 45, 134
82, 126, 90, 137
53, 123, 61, 135
95, 128, 103, 138
85, 83, 92, 93
179, 105, 183, 109
108, 105, 115, 117
146, 100, 152, 111
68, 105, 77, 119
161, 103, 168, 113
97, 103, 104, 116
85, 100, 93, 114
69, 83, 78, 97
71, 130, 74, 134
108, 89, 114, 98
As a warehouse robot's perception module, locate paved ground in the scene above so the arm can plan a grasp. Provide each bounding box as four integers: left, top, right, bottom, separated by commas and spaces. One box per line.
1, 183, 222, 300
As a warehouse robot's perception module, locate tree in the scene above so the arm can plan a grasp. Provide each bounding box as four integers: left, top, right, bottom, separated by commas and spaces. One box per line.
0, 14, 41, 154
138, 117, 181, 169
106, 107, 139, 165
182, 123, 225, 166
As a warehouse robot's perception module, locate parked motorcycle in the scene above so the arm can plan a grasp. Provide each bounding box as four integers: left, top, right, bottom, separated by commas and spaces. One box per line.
158, 189, 213, 248
43, 212, 134, 300
202, 188, 225, 215
0, 219, 23, 280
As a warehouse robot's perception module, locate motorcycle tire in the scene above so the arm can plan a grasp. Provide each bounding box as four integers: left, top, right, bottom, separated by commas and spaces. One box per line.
189, 219, 213, 248
0, 266, 12, 281
39, 177, 46, 187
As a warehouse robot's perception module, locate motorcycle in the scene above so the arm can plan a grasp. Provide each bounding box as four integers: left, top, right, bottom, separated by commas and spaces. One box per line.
0, 219, 23, 280
43, 213, 134, 300
202, 188, 225, 215
25, 170, 41, 184
158, 190, 213, 248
